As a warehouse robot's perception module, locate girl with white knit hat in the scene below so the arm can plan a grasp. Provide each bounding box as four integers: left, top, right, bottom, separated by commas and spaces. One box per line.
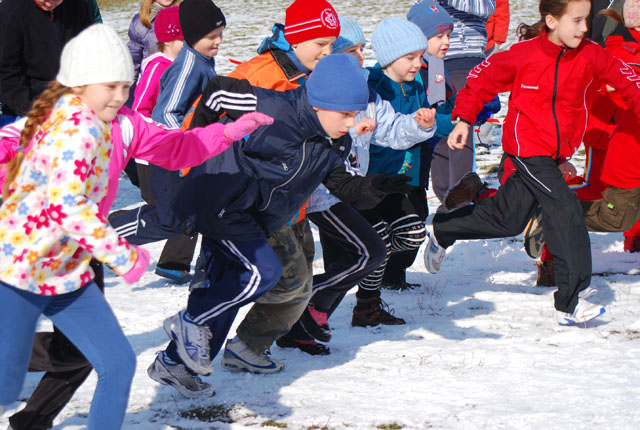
0, 24, 152, 429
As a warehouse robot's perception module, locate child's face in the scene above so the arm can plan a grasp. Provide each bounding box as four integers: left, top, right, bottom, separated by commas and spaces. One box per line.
292, 37, 336, 71
74, 82, 131, 122
193, 27, 224, 58
155, 0, 175, 6
35, 0, 63, 11
427, 30, 451, 59
164, 39, 184, 59
314, 108, 359, 139
341, 44, 365, 67
384, 49, 425, 83
545, 0, 590, 48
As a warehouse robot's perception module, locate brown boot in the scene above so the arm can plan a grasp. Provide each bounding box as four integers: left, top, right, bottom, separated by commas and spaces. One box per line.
352, 297, 406, 327
444, 172, 489, 211
536, 259, 556, 287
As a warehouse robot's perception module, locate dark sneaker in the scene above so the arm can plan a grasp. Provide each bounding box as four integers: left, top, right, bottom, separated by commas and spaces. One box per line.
276, 333, 330, 356
155, 267, 192, 284
535, 260, 556, 287
523, 208, 544, 259
352, 297, 406, 327
444, 172, 489, 211
299, 305, 331, 342
381, 280, 421, 291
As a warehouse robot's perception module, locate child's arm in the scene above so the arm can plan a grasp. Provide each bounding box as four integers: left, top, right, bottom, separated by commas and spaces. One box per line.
132, 61, 170, 117
594, 47, 640, 120
322, 163, 412, 210
449, 50, 517, 149
369, 95, 436, 150
124, 107, 272, 169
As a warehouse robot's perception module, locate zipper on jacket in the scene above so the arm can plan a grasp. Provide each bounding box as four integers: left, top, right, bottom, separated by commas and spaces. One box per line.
258, 139, 308, 212
551, 46, 565, 159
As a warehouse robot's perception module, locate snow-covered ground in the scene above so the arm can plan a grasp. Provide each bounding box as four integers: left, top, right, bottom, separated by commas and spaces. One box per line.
2, 0, 639, 429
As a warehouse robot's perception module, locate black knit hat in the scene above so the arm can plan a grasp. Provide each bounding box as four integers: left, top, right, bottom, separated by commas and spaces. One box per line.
179, 0, 226, 47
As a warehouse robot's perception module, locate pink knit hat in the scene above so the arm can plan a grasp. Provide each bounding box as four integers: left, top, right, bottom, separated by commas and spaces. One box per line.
154, 6, 183, 43
624, 0, 640, 28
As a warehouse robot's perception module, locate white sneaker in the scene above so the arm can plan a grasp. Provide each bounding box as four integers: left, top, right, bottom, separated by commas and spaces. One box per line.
221, 337, 284, 374
163, 310, 213, 376
424, 214, 446, 274
147, 351, 215, 398
556, 292, 605, 326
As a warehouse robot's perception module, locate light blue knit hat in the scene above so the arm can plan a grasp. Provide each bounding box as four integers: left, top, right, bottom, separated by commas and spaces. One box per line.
332, 16, 366, 54
371, 17, 428, 67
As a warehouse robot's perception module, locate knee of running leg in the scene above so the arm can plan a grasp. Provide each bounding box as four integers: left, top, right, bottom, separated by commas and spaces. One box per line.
392, 224, 426, 250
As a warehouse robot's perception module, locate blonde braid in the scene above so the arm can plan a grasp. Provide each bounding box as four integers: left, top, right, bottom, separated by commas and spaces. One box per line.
2, 81, 71, 200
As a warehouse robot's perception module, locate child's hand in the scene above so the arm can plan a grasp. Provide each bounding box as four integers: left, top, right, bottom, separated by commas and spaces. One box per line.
355, 117, 376, 136
415, 108, 436, 129
223, 112, 274, 141
558, 160, 577, 180
447, 122, 469, 150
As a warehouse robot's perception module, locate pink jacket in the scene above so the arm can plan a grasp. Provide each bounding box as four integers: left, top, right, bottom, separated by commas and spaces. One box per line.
0, 105, 233, 215
133, 52, 173, 117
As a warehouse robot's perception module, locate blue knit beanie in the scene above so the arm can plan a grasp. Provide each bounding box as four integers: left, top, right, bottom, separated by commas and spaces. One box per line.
306, 54, 368, 111
371, 17, 427, 67
407, 0, 453, 40
332, 16, 366, 54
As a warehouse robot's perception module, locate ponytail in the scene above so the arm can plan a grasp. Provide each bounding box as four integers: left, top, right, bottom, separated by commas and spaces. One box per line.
517, 20, 547, 41
2, 81, 71, 200
517, 0, 583, 42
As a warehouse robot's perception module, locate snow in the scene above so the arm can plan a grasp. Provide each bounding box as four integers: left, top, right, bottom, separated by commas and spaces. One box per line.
2, 0, 639, 429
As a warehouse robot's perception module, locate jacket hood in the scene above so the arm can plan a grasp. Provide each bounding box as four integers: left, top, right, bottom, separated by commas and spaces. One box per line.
257, 23, 291, 55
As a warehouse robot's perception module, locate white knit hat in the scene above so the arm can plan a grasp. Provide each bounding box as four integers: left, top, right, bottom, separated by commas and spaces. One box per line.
57, 24, 134, 87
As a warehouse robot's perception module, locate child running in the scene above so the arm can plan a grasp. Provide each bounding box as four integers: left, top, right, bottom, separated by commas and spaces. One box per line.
423, 0, 640, 325
151, 54, 413, 396
0, 24, 149, 430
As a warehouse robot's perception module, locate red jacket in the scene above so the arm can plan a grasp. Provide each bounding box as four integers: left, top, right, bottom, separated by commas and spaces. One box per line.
600, 30, 640, 189
452, 30, 640, 159
485, 0, 510, 51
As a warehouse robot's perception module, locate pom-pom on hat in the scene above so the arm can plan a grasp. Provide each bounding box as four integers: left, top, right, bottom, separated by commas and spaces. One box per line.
284, 0, 340, 45
306, 54, 368, 112
332, 16, 366, 54
179, 0, 226, 47
624, 0, 640, 28
407, 0, 454, 40
56, 24, 134, 87
371, 17, 428, 68
154, 6, 183, 43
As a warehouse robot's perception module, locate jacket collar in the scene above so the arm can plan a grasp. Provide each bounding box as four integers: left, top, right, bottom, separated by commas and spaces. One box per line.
183, 43, 217, 66
537, 29, 586, 59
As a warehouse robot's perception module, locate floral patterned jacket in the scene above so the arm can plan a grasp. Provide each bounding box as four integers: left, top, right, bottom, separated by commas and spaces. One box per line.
0, 94, 137, 295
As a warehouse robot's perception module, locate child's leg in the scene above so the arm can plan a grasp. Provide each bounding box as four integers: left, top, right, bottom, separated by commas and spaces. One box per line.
235, 220, 314, 351
308, 203, 387, 313
510, 156, 592, 313
184, 237, 282, 359
583, 186, 640, 233
46, 283, 136, 430
0, 283, 45, 406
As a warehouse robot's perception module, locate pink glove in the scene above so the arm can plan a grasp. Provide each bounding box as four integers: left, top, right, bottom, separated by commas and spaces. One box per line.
121, 245, 150, 284
223, 112, 274, 141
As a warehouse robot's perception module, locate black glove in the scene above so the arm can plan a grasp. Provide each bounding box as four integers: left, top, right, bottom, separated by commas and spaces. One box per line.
370, 174, 412, 195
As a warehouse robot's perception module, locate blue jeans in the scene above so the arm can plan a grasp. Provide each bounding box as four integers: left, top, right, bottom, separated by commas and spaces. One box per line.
0, 282, 136, 430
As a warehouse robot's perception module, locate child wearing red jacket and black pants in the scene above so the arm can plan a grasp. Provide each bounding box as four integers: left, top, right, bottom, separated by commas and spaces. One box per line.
423, 0, 640, 325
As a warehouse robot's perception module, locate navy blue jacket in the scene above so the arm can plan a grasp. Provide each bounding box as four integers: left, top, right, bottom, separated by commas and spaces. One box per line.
175, 77, 387, 241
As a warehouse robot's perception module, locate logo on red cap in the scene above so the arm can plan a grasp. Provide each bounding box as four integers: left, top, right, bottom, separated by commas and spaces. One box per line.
320, 8, 339, 29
